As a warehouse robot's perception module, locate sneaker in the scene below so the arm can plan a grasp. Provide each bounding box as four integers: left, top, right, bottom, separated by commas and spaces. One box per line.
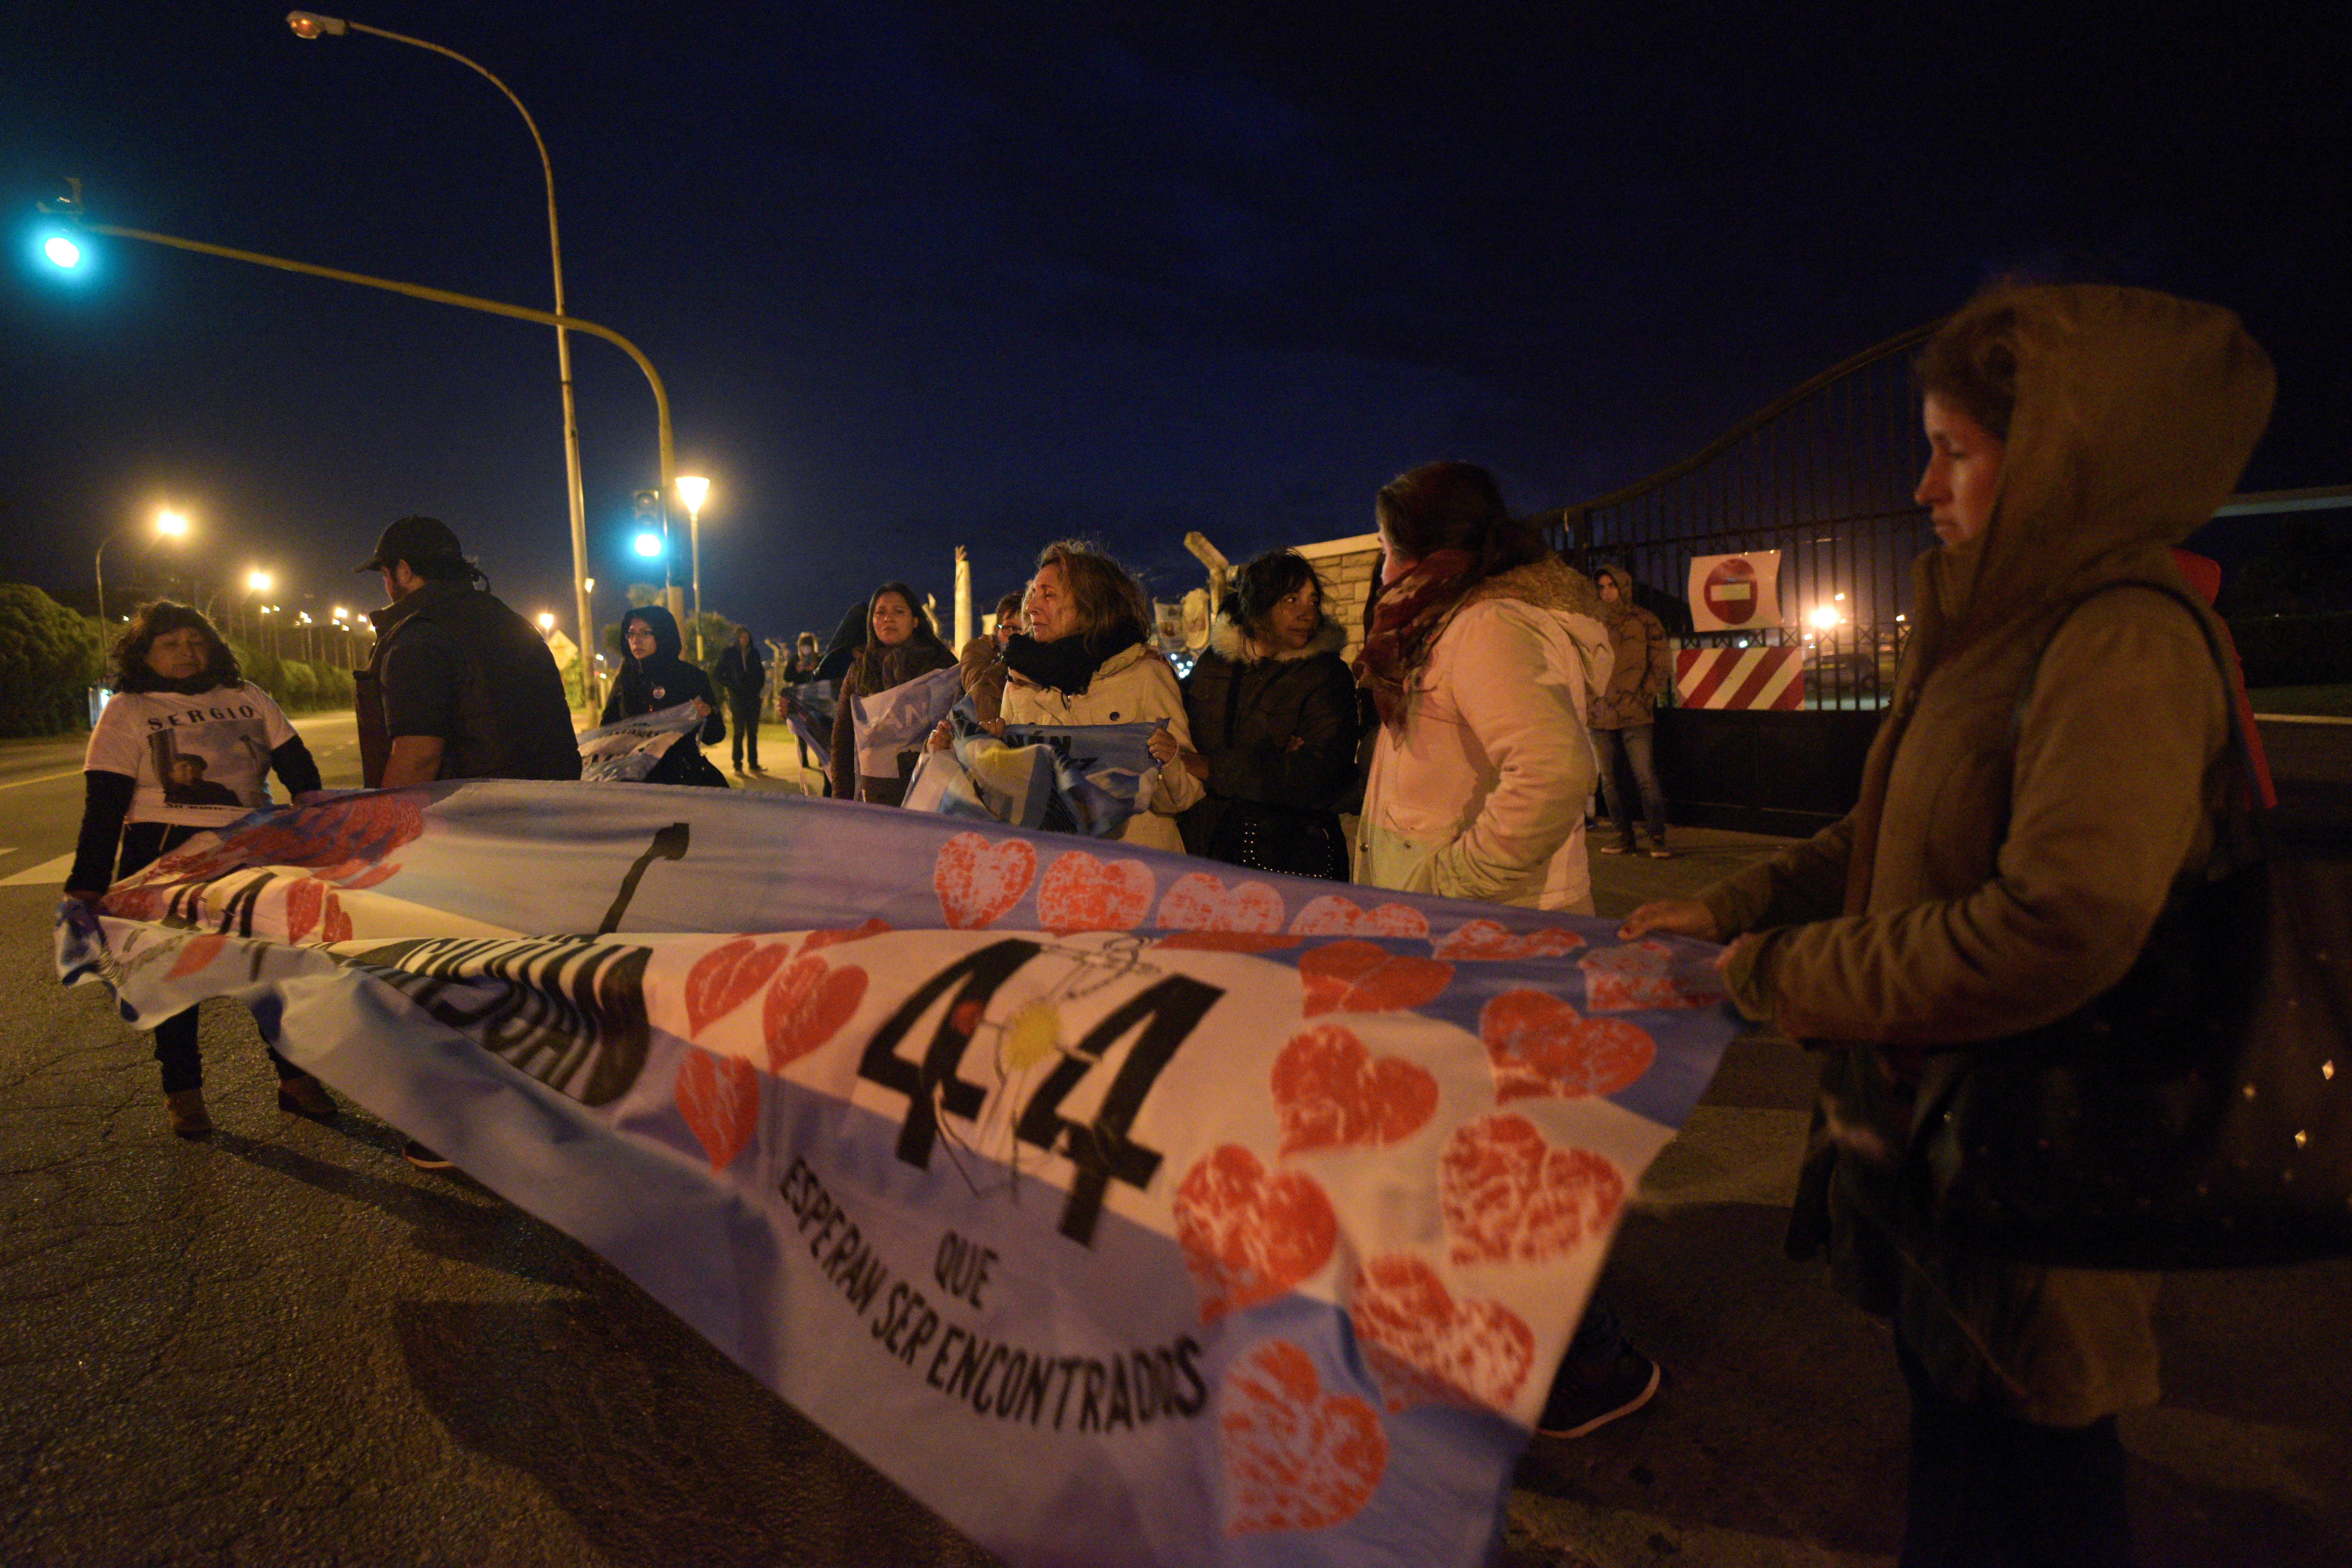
1535, 1346, 1660, 1439
1598, 841, 1634, 855
1647, 845, 1673, 860
276, 1074, 339, 1120
166, 1088, 212, 1139
403, 1140, 454, 1171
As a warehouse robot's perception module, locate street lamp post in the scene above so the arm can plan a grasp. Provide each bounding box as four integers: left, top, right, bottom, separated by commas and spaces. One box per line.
676, 474, 709, 657
96, 508, 189, 623
289, 10, 596, 716
38, 208, 683, 624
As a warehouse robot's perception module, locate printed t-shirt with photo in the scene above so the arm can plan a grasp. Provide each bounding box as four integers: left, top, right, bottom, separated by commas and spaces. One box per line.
84, 684, 300, 827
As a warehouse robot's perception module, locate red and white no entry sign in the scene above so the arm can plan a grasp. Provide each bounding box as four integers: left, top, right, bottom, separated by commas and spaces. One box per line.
1686, 551, 1786, 633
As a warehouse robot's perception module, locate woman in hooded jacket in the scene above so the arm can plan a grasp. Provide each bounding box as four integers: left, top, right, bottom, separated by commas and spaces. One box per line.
1168, 549, 1358, 879
1621, 285, 2272, 1566
601, 603, 728, 788
1353, 461, 1614, 912
829, 580, 957, 806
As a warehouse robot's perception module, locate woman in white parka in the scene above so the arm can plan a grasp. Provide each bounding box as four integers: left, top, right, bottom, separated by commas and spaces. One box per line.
1354, 460, 1615, 913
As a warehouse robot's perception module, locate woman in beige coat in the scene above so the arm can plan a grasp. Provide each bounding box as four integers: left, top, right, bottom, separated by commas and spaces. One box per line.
995, 541, 1203, 853
1624, 285, 2272, 1565
1353, 461, 1615, 913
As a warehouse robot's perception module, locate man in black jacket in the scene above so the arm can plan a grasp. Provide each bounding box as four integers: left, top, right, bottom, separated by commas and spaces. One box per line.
356, 516, 581, 791
354, 515, 581, 1173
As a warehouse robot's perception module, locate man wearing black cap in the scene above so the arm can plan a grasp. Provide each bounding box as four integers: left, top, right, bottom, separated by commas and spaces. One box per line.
357, 516, 581, 1172
356, 515, 580, 791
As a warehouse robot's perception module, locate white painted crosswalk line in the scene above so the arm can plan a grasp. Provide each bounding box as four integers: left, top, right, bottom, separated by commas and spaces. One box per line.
0, 852, 79, 888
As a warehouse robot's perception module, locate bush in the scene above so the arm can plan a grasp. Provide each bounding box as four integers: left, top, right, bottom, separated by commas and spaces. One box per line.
0, 583, 107, 735
276, 660, 320, 710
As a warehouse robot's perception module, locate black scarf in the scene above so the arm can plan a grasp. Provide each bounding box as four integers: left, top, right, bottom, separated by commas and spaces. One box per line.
1002, 623, 1144, 697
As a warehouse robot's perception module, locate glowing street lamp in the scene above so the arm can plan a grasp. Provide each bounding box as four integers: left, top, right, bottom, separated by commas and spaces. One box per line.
247, 569, 274, 594
287, 10, 597, 713
95, 507, 192, 623
537, 611, 556, 632
675, 474, 709, 656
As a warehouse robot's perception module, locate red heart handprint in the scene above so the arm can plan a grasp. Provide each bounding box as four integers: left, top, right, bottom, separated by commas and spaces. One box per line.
1479, 988, 1656, 1102
1174, 1145, 1337, 1322
1156, 872, 1285, 933
166, 934, 228, 980
1440, 1113, 1625, 1266
1269, 1024, 1438, 1156
1036, 850, 1155, 933
1431, 919, 1587, 961
932, 833, 1036, 929
1288, 895, 1429, 939
686, 937, 794, 1038
1220, 1341, 1387, 1534
1579, 939, 1722, 1011
804, 916, 891, 952
1348, 1254, 1534, 1414
1297, 940, 1453, 1017
763, 954, 869, 1071
675, 1048, 761, 1171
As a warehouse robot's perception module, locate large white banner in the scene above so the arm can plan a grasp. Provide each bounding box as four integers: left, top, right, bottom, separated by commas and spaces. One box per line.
56, 784, 1738, 1567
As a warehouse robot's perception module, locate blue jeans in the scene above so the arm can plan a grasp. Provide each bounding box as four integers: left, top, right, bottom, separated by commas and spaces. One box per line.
1597, 724, 1666, 847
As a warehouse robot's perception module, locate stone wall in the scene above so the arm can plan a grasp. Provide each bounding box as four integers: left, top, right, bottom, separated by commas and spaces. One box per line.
1294, 532, 1382, 663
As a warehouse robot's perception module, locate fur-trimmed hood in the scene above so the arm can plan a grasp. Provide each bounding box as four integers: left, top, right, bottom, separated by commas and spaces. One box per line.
1206, 611, 1347, 665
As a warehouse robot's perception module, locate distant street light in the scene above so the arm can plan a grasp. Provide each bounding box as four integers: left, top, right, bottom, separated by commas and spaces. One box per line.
287, 10, 596, 714
537, 611, 555, 632
676, 474, 709, 657
95, 507, 192, 623
247, 569, 273, 594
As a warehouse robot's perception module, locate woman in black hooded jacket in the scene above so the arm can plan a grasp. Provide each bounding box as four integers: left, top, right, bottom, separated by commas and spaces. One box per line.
1169, 549, 1359, 878
601, 603, 728, 787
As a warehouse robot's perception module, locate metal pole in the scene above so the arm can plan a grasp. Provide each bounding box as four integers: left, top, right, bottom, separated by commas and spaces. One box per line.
320, 18, 598, 712
81, 222, 677, 612
689, 506, 702, 659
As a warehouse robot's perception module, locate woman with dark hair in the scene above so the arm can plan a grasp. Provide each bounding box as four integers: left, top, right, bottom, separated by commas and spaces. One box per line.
600, 603, 728, 788
1354, 461, 1614, 910
65, 601, 337, 1137
1166, 549, 1358, 878
1003, 541, 1203, 851
713, 625, 767, 776
1350, 464, 1655, 1440
1622, 285, 2272, 1565
829, 581, 956, 806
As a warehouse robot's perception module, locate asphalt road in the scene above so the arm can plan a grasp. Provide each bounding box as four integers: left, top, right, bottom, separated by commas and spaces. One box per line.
1, 715, 2346, 1566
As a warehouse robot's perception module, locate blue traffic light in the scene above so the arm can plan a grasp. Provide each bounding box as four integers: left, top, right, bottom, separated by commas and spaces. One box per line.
43, 235, 80, 268
632, 531, 663, 559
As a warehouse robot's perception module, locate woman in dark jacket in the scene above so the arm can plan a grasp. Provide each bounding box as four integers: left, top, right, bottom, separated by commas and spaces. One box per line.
828, 581, 956, 806
1166, 550, 1358, 879
600, 603, 728, 787
712, 626, 766, 775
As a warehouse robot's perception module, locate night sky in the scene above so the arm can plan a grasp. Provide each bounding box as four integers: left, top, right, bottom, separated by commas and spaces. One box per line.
4, 2, 2345, 647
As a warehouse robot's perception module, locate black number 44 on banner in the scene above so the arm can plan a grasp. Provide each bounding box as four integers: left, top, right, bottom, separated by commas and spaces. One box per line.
858, 939, 1222, 1245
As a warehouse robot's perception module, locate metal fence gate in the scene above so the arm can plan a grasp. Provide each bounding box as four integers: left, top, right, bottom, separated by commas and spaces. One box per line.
1538, 322, 1939, 712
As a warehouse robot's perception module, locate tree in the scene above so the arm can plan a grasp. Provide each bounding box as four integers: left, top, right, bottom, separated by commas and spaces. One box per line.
0, 583, 107, 735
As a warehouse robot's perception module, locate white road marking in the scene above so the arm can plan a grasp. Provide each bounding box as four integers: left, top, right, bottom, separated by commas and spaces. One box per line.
0, 768, 84, 792
0, 852, 79, 888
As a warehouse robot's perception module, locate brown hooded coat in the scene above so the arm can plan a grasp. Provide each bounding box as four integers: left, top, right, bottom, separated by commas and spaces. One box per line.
1700, 286, 2273, 1423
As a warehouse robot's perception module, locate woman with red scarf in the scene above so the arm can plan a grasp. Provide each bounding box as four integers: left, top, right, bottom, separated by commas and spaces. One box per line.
1354, 461, 1615, 912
